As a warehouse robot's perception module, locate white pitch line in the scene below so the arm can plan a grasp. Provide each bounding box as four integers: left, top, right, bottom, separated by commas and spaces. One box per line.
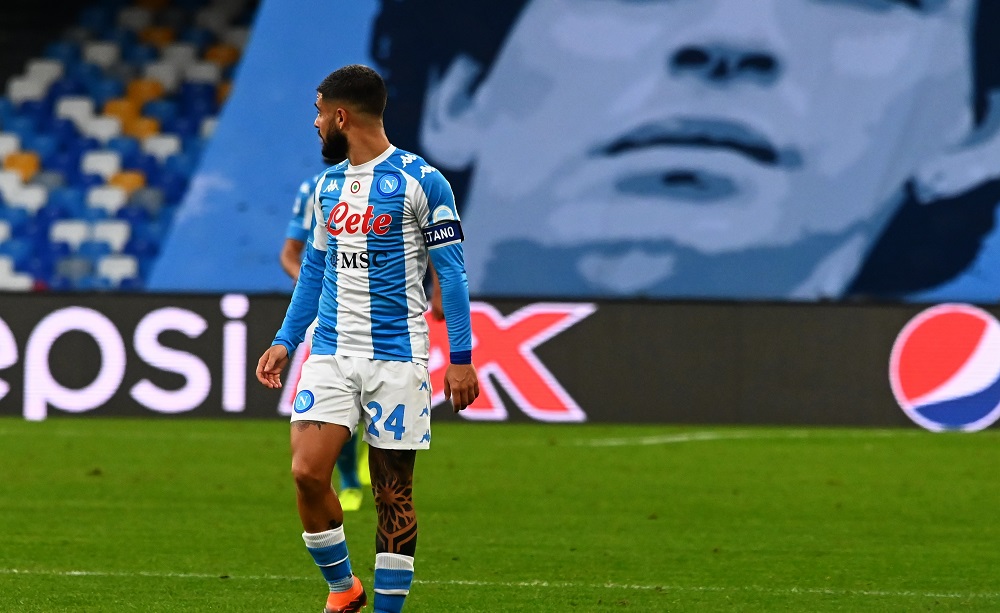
573, 429, 922, 447
0, 568, 996, 600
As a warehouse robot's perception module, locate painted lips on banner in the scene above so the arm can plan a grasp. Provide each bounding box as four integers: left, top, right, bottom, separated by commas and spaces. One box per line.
889, 303, 1000, 432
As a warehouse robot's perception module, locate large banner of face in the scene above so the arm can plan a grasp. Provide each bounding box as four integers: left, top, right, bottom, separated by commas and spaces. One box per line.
151, 0, 1000, 302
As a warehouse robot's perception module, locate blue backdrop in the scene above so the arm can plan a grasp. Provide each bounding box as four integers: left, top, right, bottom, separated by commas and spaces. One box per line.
150, 0, 1000, 304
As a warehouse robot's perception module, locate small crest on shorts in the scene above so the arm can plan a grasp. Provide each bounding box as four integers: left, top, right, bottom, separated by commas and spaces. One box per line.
293, 390, 315, 413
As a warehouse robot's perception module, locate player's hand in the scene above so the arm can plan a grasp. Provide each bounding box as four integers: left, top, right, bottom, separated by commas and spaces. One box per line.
255, 345, 289, 389
443, 363, 479, 413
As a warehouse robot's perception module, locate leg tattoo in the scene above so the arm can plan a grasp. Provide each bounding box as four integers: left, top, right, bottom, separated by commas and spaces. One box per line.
370, 448, 418, 557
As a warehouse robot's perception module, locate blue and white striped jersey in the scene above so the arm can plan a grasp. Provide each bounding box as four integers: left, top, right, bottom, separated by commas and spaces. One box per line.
285, 173, 319, 243
273, 145, 472, 366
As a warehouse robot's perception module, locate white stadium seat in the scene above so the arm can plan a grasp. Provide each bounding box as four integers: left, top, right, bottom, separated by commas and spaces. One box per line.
78, 116, 122, 144
141, 134, 182, 162
0, 133, 20, 161
6, 76, 47, 104
86, 185, 128, 215
55, 95, 96, 126
50, 219, 91, 250
92, 219, 131, 252
97, 254, 139, 285
80, 150, 123, 180
83, 41, 121, 69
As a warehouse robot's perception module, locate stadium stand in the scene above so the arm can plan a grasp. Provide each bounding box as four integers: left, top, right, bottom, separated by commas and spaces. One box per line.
0, 0, 259, 291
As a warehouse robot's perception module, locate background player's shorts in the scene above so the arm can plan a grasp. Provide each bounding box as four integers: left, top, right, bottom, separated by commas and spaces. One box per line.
290, 354, 433, 450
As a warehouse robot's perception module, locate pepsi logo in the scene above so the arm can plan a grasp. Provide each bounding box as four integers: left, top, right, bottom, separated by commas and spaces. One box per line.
889, 303, 1000, 432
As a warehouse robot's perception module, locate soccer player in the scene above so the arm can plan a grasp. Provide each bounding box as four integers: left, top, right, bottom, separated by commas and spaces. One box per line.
280, 164, 367, 512
256, 64, 479, 613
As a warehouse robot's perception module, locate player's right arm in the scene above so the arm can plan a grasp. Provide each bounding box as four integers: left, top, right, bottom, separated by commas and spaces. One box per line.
256, 175, 328, 388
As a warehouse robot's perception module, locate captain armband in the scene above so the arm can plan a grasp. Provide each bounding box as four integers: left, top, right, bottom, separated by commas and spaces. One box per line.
422, 221, 464, 249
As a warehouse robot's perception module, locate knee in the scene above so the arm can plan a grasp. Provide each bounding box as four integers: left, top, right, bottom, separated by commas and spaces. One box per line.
291, 461, 329, 496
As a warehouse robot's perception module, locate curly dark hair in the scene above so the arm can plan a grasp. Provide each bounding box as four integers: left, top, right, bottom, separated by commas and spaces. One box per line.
370, 0, 1000, 298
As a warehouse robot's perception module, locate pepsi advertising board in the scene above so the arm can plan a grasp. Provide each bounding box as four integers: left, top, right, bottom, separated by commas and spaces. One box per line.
0, 292, 998, 429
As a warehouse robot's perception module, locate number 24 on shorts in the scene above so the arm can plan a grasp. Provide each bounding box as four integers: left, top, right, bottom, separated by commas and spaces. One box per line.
366, 401, 406, 440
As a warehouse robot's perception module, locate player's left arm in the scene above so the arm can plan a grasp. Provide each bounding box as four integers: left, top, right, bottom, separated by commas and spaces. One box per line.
420, 171, 479, 411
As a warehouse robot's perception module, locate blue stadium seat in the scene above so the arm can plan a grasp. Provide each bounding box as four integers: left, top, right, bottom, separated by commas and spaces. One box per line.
0, 237, 34, 268
44, 117, 81, 147
75, 274, 112, 291
118, 275, 143, 290
78, 239, 112, 262
107, 136, 141, 166
123, 43, 158, 66
35, 202, 70, 226
47, 187, 87, 217
180, 26, 215, 51
19, 100, 53, 125
23, 133, 59, 162
142, 99, 178, 125
44, 41, 81, 66
0, 205, 30, 233
76, 172, 106, 190
79, 6, 115, 33
4, 116, 36, 141
115, 203, 149, 225
88, 78, 125, 109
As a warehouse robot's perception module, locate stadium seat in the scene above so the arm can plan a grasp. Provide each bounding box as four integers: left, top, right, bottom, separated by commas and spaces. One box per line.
89, 78, 127, 109
50, 219, 91, 250
78, 238, 112, 262
107, 135, 141, 165
82, 41, 121, 69
31, 170, 65, 191
204, 42, 240, 69
25, 59, 65, 85
55, 95, 95, 126
128, 186, 164, 217
222, 26, 249, 49
4, 151, 41, 182
215, 81, 231, 106
199, 117, 217, 139
47, 187, 87, 217
108, 170, 146, 195
141, 133, 181, 162
93, 218, 131, 251
87, 185, 128, 216
184, 61, 222, 84
103, 97, 140, 124
123, 43, 159, 66
6, 77, 47, 105
79, 115, 122, 143
0, 220, 10, 243
0, 133, 20, 161
0, 256, 34, 291
126, 78, 165, 106
55, 255, 94, 282
161, 42, 199, 68
123, 116, 159, 139
96, 253, 139, 286
5, 184, 47, 214
117, 6, 154, 31
143, 62, 180, 93
0, 169, 23, 197
80, 150, 122, 180
139, 25, 175, 49
0, 237, 34, 268
195, 7, 231, 34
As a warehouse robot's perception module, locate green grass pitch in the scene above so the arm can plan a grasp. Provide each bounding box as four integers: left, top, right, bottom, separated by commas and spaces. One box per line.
0, 417, 998, 612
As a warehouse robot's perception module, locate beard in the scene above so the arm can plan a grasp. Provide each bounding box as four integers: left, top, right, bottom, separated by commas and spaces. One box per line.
321, 126, 348, 163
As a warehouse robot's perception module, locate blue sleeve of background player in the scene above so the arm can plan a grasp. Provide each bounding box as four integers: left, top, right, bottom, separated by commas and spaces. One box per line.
271, 241, 324, 354
429, 242, 472, 364
285, 178, 315, 242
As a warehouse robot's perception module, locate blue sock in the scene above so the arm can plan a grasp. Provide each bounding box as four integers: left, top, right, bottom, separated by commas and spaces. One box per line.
373, 553, 414, 613
303, 527, 354, 592
336, 433, 361, 490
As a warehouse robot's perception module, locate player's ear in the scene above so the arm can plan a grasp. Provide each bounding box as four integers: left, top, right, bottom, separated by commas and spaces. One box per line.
420, 55, 482, 169
914, 91, 1000, 203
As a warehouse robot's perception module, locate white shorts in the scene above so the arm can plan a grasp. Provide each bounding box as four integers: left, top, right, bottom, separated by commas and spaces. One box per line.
290, 353, 433, 450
